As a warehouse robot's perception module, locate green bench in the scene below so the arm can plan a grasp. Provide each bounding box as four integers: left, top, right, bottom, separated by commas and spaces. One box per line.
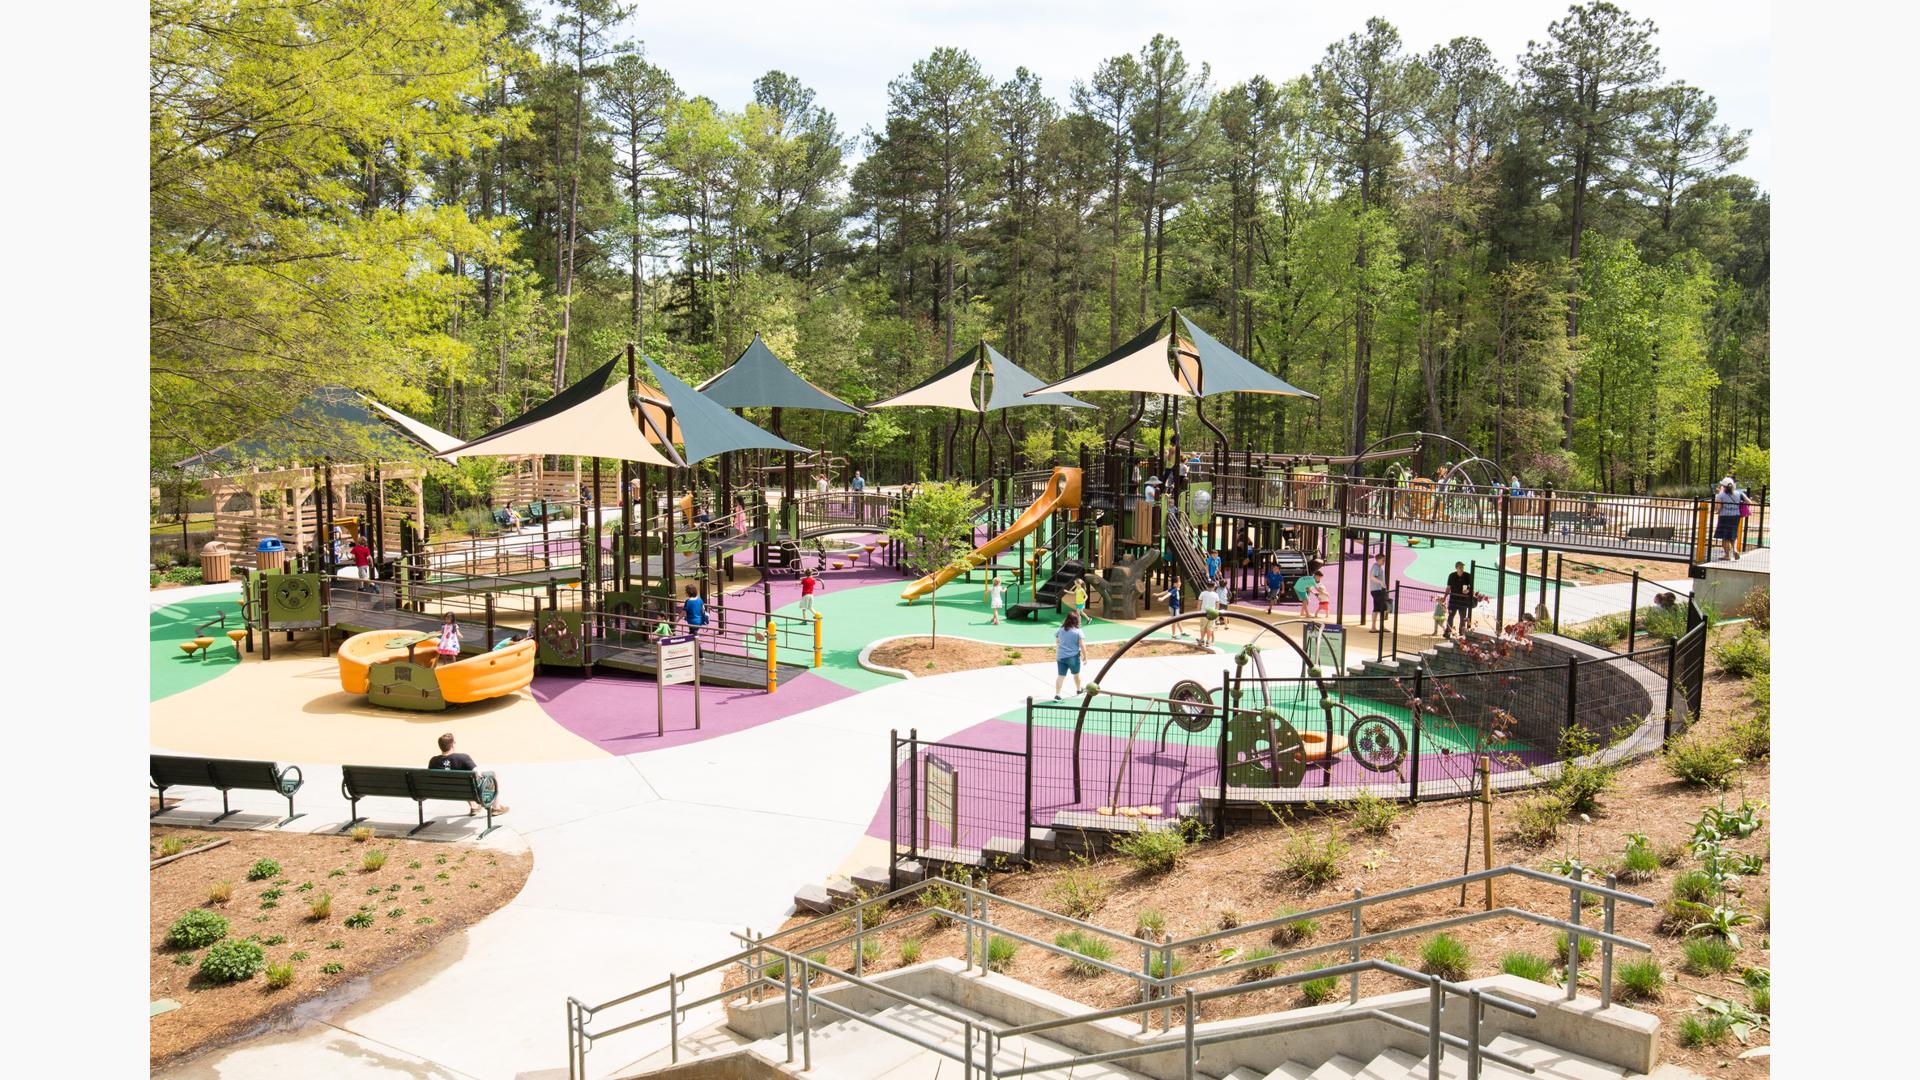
151, 754, 304, 826
339, 765, 501, 838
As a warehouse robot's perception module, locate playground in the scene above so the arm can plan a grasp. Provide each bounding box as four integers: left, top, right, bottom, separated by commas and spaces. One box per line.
148, 324, 1763, 1078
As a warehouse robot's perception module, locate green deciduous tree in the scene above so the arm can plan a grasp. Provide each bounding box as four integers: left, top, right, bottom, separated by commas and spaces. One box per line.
887, 480, 987, 642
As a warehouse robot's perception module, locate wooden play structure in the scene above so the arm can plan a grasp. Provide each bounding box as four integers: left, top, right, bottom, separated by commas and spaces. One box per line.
336, 630, 536, 712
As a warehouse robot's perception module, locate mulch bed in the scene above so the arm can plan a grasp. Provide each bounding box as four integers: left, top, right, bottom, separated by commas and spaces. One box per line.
753, 626, 1770, 1076
870, 636, 1214, 678
150, 827, 531, 1069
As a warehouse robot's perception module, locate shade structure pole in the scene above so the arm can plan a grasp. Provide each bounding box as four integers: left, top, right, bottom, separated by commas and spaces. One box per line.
969, 411, 985, 481
774, 408, 792, 538
1000, 412, 1016, 470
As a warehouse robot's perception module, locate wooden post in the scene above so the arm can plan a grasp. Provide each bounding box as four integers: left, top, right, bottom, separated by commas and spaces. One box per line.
1481, 756, 1495, 911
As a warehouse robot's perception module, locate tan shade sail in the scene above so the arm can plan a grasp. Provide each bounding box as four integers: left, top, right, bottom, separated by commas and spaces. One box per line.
868, 352, 982, 411
1033, 334, 1184, 397
363, 396, 466, 458
443, 375, 676, 467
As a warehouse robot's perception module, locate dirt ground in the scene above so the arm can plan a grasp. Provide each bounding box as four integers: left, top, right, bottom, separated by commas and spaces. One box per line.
149, 827, 532, 1069
754, 627, 1770, 1076
870, 636, 1215, 677
1530, 553, 1691, 581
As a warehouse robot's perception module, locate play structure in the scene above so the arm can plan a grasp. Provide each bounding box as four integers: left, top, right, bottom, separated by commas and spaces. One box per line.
900, 467, 1082, 602
336, 629, 536, 711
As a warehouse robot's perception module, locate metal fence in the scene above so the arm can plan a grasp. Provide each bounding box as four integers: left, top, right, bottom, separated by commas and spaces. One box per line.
889, 730, 1031, 870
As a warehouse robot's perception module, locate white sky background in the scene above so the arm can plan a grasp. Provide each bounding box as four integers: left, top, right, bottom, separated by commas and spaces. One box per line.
613, 0, 1771, 188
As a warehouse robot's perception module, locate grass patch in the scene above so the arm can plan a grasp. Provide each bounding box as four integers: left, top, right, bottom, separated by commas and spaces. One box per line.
1677, 1012, 1732, 1048
362, 850, 389, 872
1148, 952, 1186, 979
1240, 947, 1282, 980
264, 961, 295, 990
1136, 909, 1166, 940
899, 938, 922, 965
1346, 791, 1401, 836
1269, 907, 1318, 946
1614, 957, 1664, 1001
1553, 931, 1597, 964
1712, 629, 1769, 678
1681, 937, 1738, 975
1299, 963, 1338, 1004
1670, 870, 1716, 906
1053, 930, 1114, 976
981, 936, 1017, 972
1618, 836, 1660, 883
1508, 793, 1566, 846
307, 891, 334, 921
206, 881, 233, 905
1045, 866, 1110, 919
350, 826, 375, 843
1420, 934, 1471, 981
1500, 952, 1556, 984
1111, 823, 1195, 876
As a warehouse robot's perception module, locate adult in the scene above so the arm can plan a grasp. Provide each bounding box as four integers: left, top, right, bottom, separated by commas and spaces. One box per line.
428, 733, 509, 816
1712, 479, 1745, 561
1367, 552, 1390, 632
1445, 561, 1475, 637
1053, 611, 1086, 699
1141, 473, 1160, 505
851, 470, 866, 493
815, 472, 830, 498
1197, 580, 1220, 646
505, 505, 522, 533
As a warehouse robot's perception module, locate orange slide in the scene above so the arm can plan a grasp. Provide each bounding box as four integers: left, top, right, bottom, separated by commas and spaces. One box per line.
901, 467, 1082, 602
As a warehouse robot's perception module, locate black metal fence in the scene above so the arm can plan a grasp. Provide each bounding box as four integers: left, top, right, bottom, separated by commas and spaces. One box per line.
888, 729, 1030, 872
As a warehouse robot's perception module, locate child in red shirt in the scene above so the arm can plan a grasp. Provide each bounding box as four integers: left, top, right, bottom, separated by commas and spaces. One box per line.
800, 571, 819, 618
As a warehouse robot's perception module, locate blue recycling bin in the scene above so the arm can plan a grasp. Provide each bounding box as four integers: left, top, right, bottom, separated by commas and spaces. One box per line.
256, 537, 284, 553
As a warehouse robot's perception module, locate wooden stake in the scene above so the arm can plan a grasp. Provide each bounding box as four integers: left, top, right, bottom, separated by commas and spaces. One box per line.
1481, 755, 1496, 911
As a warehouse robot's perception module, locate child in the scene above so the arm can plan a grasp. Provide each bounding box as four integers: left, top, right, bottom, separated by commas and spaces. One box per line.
799, 569, 819, 619
1313, 582, 1332, 621
1293, 567, 1318, 620
1197, 581, 1219, 646
1431, 594, 1447, 637
987, 574, 1005, 625
1071, 577, 1090, 623
1157, 580, 1184, 637
1263, 562, 1283, 613
429, 614, 460, 669
682, 584, 707, 631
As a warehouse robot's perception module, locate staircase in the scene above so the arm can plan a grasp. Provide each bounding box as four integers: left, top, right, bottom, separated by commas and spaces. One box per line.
1007, 518, 1090, 622
1164, 505, 1213, 590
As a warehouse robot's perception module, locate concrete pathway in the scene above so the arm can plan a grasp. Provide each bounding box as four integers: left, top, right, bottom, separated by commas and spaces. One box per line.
151, 560, 1686, 1079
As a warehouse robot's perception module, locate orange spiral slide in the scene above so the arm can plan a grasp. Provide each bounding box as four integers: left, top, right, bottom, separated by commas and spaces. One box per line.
900, 467, 1081, 602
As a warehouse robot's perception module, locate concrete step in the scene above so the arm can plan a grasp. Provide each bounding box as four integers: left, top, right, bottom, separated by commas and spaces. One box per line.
1355, 1049, 1420, 1079
753, 999, 1163, 1079
1416, 1033, 1628, 1080
792, 883, 834, 915
1225, 1065, 1315, 1080
850, 865, 891, 895
1307, 1055, 1369, 1080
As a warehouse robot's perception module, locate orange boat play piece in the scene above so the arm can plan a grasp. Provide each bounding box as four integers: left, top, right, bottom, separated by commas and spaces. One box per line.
336, 630, 535, 710
1293, 731, 1350, 761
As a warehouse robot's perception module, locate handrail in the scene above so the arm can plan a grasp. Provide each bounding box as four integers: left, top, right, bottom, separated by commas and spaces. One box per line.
570, 865, 1651, 1079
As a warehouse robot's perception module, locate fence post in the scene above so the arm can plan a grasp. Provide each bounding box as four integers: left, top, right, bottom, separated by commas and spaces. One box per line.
1409, 669, 1424, 802
1566, 656, 1580, 737
889, 730, 900, 889
909, 729, 920, 861
1566, 866, 1584, 1002
1349, 887, 1364, 1004
1602, 872, 1618, 1010
485, 593, 496, 650
1218, 669, 1233, 838
1627, 572, 1640, 658
1663, 641, 1678, 740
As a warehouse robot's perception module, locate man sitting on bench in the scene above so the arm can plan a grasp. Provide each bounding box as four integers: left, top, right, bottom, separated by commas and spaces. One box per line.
428, 733, 510, 817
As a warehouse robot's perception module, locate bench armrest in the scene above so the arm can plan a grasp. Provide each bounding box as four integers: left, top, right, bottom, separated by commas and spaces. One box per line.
277, 764, 304, 795
475, 771, 499, 807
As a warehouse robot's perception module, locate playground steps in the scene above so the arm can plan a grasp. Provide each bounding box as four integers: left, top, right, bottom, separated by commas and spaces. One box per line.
1007, 558, 1087, 621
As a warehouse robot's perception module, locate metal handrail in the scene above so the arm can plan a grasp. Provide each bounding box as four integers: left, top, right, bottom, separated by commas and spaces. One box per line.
571, 866, 1652, 1079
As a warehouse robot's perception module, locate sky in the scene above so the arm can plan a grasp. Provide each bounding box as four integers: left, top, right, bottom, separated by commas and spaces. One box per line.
608, 0, 1770, 189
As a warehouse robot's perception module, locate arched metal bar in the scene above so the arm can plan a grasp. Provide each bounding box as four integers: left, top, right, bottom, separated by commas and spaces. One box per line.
1067, 610, 1331, 800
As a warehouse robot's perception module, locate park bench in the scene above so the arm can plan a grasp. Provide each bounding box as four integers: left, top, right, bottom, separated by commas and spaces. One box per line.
151, 754, 304, 826
1624, 526, 1676, 541
339, 764, 501, 837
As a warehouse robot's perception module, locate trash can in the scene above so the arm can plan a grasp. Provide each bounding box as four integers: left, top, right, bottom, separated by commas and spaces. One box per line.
199, 541, 232, 583
256, 537, 286, 573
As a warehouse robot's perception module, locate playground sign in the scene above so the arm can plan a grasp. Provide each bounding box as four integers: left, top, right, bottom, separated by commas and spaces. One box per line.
924, 754, 958, 844
652, 635, 702, 736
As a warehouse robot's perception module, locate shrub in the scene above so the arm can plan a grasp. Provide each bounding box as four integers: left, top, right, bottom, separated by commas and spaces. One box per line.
350, 827, 375, 843
1269, 907, 1319, 946
172, 951, 196, 967
207, 881, 233, 905
1738, 588, 1769, 630
166, 909, 230, 949
1046, 867, 1110, 919
1682, 937, 1738, 975
1420, 934, 1471, 981
1678, 1012, 1732, 1048
259, 934, 286, 946
1240, 947, 1283, 980
1552, 727, 1615, 814
387, 907, 407, 919
1508, 793, 1567, 846
1112, 824, 1194, 875
200, 938, 266, 983
289, 951, 309, 962
260, 887, 283, 901
1053, 930, 1114, 976
1664, 735, 1739, 788
345, 910, 375, 929
308, 891, 334, 920
1278, 830, 1348, 885
1347, 791, 1401, 836
1729, 680, 1769, 760
1553, 931, 1597, 965
362, 850, 389, 872
899, 939, 922, 965
1500, 952, 1556, 984
1613, 957, 1663, 1001
1136, 909, 1166, 940
265, 961, 296, 990
325, 939, 345, 950
247, 858, 282, 881
1299, 963, 1339, 1004
1713, 629, 1769, 678
320, 962, 345, 975
1569, 615, 1626, 646
1642, 603, 1689, 643
164, 565, 205, 586
920, 880, 963, 929
981, 936, 1017, 973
